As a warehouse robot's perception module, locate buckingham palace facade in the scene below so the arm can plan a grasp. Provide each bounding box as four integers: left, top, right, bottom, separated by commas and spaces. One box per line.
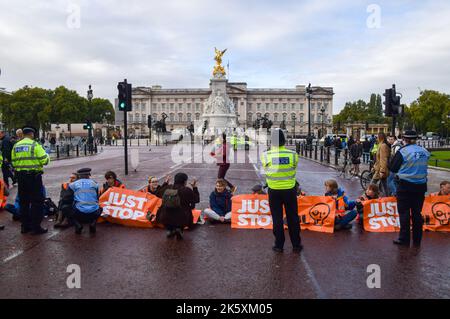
115, 81, 334, 138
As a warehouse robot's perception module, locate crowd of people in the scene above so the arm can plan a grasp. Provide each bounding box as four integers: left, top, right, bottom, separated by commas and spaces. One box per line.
0, 127, 448, 251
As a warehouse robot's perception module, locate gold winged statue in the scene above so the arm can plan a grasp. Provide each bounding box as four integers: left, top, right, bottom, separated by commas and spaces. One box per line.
213, 47, 227, 77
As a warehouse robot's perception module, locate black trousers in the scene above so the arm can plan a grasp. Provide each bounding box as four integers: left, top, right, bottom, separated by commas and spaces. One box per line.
396, 191, 425, 245
2, 162, 15, 186
268, 187, 301, 248
17, 171, 44, 231
64, 207, 101, 224
218, 164, 234, 189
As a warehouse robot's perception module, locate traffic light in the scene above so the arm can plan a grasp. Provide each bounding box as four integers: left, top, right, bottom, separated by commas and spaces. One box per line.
147, 115, 152, 129
83, 120, 92, 130
383, 88, 393, 117
117, 81, 132, 111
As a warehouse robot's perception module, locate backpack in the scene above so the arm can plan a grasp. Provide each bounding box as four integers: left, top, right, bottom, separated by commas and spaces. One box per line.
161, 188, 181, 209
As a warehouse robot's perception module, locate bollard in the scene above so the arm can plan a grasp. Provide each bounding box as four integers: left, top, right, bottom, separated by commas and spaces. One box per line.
314, 144, 318, 160
66, 145, 70, 157
327, 146, 330, 164
56, 145, 60, 159
300, 143, 304, 156
84, 144, 87, 156
138, 139, 140, 146
76, 145, 79, 157
335, 147, 338, 166
309, 144, 313, 158
95, 144, 98, 153
320, 146, 323, 162
147, 140, 149, 146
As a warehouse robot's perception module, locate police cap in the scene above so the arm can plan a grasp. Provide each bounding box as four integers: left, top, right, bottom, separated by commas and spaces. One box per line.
403, 130, 418, 139
22, 127, 36, 134
76, 168, 92, 175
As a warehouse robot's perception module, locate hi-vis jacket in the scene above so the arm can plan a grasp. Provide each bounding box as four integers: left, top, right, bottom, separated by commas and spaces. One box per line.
11, 137, 50, 172
261, 146, 298, 190
69, 178, 99, 214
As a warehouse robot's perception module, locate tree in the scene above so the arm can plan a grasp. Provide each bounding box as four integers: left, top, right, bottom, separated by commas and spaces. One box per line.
89, 98, 115, 123
409, 90, 450, 134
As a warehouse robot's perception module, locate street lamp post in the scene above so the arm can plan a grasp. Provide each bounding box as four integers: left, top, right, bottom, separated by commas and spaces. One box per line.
306, 83, 313, 145
320, 106, 326, 139
87, 84, 94, 152
292, 114, 296, 140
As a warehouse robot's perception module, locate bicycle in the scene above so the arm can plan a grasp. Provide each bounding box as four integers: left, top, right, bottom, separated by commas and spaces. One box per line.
360, 160, 374, 191
337, 156, 356, 180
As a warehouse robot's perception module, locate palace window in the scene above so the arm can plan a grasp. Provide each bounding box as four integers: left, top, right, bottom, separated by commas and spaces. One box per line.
195, 113, 200, 120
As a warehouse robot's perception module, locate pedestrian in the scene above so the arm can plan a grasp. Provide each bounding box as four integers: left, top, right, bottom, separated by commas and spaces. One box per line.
372, 133, 390, 196
387, 135, 403, 196
11, 127, 50, 235
349, 139, 363, 176
355, 184, 380, 225
324, 179, 357, 231
99, 171, 125, 195
156, 172, 200, 240
50, 136, 56, 151
210, 132, 237, 193
261, 128, 302, 253
62, 168, 101, 234
362, 138, 371, 164
389, 130, 430, 247
15, 129, 24, 141
430, 181, 450, 196
54, 173, 78, 228
348, 135, 355, 149
0, 130, 16, 188
202, 179, 233, 223
140, 175, 170, 198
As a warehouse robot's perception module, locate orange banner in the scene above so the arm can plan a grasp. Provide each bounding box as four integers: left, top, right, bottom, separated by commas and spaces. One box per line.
99, 187, 202, 228
363, 197, 400, 232
422, 195, 450, 232
231, 194, 336, 233
297, 196, 336, 233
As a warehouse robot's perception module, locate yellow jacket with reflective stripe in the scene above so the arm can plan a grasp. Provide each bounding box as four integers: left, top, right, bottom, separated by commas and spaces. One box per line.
261, 146, 298, 190
11, 138, 50, 172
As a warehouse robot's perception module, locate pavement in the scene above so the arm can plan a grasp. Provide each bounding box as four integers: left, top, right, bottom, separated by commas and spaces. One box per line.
0, 144, 449, 299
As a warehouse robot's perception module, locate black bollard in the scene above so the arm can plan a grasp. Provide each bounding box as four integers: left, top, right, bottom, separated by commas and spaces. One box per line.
314, 144, 318, 160
56, 145, 60, 159
84, 144, 87, 156
320, 146, 323, 162
327, 146, 330, 164
67, 145, 70, 157
335, 147, 338, 166
76, 145, 79, 157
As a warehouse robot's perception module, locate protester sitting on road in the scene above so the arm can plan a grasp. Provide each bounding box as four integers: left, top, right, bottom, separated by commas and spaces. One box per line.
99, 171, 125, 195
140, 175, 170, 198
251, 184, 266, 195
156, 173, 200, 240
62, 168, 101, 234
54, 173, 78, 228
372, 133, 390, 196
202, 179, 233, 224
430, 181, 450, 196
4, 185, 50, 222
0, 179, 9, 230
324, 179, 357, 230
355, 184, 380, 225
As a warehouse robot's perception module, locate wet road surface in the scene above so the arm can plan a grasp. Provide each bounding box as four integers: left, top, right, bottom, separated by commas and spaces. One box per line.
0, 145, 449, 298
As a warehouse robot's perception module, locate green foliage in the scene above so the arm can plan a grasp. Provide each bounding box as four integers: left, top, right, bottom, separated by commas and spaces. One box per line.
0, 85, 115, 131
333, 94, 388, 125
409, 90, 450, 134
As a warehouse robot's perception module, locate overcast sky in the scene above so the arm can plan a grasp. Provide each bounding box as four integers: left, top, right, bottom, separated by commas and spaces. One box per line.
1, 0, 449, 113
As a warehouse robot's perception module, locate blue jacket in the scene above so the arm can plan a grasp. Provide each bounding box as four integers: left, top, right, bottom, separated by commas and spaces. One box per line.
209, 189, 232, 216
325, 188, 356, 212
69, 178, 99, 214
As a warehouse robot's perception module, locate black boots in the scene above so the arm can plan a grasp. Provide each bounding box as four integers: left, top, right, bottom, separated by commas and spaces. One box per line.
89, 220, 97, 234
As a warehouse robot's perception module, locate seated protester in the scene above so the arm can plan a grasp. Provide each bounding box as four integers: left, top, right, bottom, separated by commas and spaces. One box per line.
99, 171, 125, 196
4, 185, 47, 222
430, 181, 450, 196
0, 178, 8, 230
203, 179, 233, 223
141, 175, 170, 198
324, 179, 357, 230
62, 168, 101, 234
251, 184, 266, 195
156, 173, 200, 240
355, 184, 380, 225
54, 173, 78, 228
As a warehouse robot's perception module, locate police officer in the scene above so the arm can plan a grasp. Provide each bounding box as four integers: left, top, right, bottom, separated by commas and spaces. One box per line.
389, 130, 430, 247
261, 129, 302, 253
62, 168, 101, 234
11, 127, 50, 235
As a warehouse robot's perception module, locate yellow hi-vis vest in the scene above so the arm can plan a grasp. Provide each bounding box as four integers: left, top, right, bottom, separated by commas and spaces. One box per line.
12, 137, 50, 172
261, 146, 298, 190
